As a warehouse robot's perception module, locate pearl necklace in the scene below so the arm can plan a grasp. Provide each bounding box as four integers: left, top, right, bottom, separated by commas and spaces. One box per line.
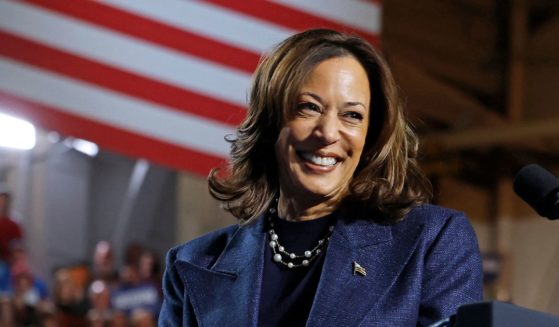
267, 206, 335, 269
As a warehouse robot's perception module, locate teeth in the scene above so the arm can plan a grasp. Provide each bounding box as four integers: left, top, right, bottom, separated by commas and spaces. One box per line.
300, 152, 337, 166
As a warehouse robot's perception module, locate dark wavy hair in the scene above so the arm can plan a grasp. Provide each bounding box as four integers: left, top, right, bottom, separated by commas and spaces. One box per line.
208, 29, 432, 224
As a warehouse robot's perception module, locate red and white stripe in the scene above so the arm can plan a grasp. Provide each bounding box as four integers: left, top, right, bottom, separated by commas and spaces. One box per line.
0, 0, 381, 175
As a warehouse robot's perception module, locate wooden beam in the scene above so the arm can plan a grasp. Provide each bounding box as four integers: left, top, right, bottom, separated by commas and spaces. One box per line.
390, 56, 505, 128
422, 116, 559, 150
507, 0, 527, 122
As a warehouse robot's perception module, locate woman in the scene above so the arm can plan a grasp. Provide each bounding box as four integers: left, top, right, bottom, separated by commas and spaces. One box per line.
159, 29, 483, 326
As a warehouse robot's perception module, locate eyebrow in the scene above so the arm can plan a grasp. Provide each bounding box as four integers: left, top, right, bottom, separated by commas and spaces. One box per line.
299, 92, 367, 110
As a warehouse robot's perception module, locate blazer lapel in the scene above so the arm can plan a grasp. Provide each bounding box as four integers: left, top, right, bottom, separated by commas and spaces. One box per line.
175, 217, 266, 327
306, 216, 424, 326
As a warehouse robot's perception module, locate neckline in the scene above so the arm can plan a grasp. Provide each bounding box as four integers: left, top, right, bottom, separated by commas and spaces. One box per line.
274, 211, 337, 227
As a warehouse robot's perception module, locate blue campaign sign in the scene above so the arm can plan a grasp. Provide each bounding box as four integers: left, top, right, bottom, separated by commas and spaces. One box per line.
111, 282, 161, 315
0, 261, 11, 294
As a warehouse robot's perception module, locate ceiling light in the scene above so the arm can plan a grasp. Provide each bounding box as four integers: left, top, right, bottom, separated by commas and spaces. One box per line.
0, 112, 36, 150
67, 138, 99, 157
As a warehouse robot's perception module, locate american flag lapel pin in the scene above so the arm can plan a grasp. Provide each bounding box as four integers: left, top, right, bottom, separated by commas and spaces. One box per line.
353, 261, 367, 277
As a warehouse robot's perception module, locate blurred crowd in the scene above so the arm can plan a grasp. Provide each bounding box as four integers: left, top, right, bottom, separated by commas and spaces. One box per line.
0, 188, 163, 327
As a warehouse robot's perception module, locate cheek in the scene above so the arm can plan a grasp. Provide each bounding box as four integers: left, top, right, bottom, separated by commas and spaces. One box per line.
275, 128, 296, 173
347, 129, 368, 153
275, 124, 307, 154
286, 120, 315, 142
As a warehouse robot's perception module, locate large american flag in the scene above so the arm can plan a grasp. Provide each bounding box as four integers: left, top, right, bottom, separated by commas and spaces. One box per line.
0, 0, 381, 176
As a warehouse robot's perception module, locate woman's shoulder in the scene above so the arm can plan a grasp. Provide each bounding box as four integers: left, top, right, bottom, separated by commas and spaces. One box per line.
167, 223, 242, 268
166, 217, 264, 268
398, 203, 477, 246
406, 203, 468, 225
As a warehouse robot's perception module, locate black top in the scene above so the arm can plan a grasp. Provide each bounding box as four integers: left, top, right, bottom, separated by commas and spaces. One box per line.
258, 212, 337, 327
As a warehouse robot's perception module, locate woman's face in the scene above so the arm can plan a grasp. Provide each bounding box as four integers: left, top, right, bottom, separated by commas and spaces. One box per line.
275, 56, 370, 202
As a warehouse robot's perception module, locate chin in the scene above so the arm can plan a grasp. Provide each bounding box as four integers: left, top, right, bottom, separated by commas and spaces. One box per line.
294, 177, 345, 200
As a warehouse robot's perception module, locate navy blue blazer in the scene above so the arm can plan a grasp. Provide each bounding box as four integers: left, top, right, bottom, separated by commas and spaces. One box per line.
159, 204, 483, 326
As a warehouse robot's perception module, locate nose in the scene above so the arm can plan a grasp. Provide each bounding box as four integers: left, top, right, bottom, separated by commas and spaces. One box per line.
313, 112, 340, 145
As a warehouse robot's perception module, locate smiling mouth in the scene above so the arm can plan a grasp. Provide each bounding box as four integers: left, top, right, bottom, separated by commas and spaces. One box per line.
297, 151, 340, 167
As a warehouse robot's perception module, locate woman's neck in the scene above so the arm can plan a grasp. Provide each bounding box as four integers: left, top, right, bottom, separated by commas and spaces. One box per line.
277, 193, 340, 221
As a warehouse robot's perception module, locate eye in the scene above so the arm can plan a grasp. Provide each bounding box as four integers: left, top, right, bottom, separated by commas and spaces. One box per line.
342, 111, 364, 122
296, 102, 321, 114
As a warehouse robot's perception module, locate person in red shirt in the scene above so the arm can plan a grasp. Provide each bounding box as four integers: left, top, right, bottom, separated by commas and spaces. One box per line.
0, 186, 23, 261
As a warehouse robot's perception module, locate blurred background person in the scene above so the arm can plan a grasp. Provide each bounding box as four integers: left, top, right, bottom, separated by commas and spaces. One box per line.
0, 185, 23, 263
111, 262, 161, 321
87, 279, 112, 327
138, 249, 162, 292
9, 241, 51, 326
53, 267, 88, 326
130, 308, 156, 327
0, 294, 15, 327
110, 310, 128, 327
92, 240, 118, 285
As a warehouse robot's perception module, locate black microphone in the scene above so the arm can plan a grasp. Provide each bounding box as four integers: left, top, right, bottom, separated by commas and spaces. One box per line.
513, 164, 559, 220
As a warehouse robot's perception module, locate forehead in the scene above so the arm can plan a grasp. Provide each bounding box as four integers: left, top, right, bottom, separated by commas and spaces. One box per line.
298, 56, 371, 102
304, 55, 368, 81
